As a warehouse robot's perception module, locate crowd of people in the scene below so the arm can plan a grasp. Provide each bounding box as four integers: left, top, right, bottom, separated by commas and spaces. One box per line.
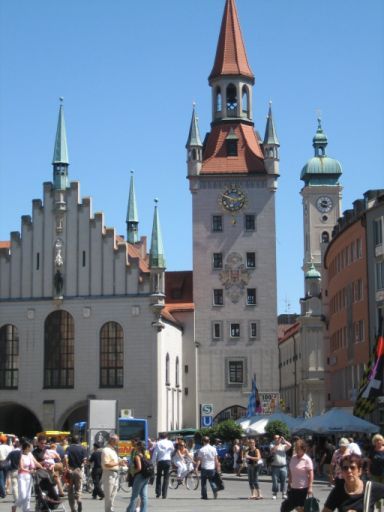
0, 430, 384, 511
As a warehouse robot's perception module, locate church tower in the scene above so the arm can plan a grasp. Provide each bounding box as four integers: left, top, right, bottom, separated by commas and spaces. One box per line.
189, 0, 279, 423
300, 118, 342, 295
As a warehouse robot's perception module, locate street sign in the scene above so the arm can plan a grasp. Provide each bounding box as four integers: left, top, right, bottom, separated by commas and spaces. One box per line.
201, 403, 214, 415
201, 415, 213, 428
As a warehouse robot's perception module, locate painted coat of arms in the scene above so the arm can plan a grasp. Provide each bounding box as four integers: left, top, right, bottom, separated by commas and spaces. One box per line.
219, 252, 251, 303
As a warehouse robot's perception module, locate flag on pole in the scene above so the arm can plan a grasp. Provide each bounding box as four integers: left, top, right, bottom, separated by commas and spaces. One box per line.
246, 373, 262, 417
354, 322, 384, 418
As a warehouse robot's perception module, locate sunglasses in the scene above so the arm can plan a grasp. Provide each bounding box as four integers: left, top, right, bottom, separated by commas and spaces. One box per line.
341, 464, 358, 471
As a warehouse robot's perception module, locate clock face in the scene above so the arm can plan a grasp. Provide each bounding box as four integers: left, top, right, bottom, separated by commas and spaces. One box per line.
220, 187, 247, 212
316, 196, 333, 213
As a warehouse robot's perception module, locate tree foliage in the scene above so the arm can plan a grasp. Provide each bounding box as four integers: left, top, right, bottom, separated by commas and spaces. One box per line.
196, 419, 243, 443
264, 419, 290, 439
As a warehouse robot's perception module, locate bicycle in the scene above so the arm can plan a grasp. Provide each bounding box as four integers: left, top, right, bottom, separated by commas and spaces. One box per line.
117, 466, 131, 494
168, 468, 199, 490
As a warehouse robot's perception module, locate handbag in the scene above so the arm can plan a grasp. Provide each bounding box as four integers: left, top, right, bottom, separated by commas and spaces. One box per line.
212, 472, 224, 491
304, 496, 320, 512
363, 481, 372, 512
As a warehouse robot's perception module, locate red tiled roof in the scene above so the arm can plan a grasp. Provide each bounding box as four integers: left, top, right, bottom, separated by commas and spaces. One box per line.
115, 235, 149, 274
278, 322, 301, 344
165, 271, 193, 303
209, 0, 254, 83
0, 241, 10, 249
162, 303, 195, 327
201, 124, 265, 174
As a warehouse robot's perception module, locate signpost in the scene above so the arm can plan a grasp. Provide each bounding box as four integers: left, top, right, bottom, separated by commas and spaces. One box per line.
200, 403, 214, 428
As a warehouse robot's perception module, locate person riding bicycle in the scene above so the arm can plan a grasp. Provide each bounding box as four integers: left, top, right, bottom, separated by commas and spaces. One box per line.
172, 440, 194, 484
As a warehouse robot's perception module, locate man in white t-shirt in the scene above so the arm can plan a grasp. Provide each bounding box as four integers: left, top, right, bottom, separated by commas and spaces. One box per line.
101, 434, 125, 512
196, 436, 221, 500
151, 432, 174, 499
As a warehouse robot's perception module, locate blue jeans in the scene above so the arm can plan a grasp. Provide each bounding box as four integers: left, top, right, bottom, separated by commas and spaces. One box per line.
271, 465, 287, 494
201, 468, 217, 499
247, 464, 260, 490
126, 473, 148, 512
0, 468, 6, 498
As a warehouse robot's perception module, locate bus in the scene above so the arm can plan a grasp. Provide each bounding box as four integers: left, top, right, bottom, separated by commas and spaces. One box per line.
118, 417, 148, 458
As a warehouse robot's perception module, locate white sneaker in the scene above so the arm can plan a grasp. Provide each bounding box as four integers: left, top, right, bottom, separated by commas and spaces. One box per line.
272, 495, 277, 500
282, 494, 287, 499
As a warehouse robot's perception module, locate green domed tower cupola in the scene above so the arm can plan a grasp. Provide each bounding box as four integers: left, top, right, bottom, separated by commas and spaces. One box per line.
300, 118, 342, 186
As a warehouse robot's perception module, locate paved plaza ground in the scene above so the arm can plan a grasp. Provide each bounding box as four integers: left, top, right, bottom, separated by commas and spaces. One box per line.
0, 474, 332, 512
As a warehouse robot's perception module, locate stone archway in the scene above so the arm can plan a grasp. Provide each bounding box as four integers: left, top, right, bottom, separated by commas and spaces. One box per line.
60, 402, 88, 433
0, 403, 42, 438
213, 405, 246, 424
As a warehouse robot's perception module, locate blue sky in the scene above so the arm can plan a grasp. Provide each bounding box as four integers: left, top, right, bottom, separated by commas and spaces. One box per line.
0, 0, 383, 314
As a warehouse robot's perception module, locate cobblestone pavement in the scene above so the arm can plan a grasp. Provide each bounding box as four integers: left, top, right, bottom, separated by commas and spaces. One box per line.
0, 475, 331, 512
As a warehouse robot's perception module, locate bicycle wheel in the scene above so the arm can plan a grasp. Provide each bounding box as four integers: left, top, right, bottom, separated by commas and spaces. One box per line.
185, 471, 199, 490
119, 472, 131, 494
168, 470, 179, 489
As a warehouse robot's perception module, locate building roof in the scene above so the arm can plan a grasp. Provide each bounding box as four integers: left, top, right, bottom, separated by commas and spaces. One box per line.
278, 321, 301, 344
209, 0, 254, 83
0, 241, 10, 249
201, 123, 265, 174
165, 271, 193, 303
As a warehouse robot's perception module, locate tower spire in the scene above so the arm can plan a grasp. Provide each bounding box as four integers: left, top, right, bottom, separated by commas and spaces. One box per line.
186, 103, 203, 176
263, 101, 279, 146
209, 0, 254, 84
126, 171, 139, 243
149, 199, 166, 269
52, 98, 69, 190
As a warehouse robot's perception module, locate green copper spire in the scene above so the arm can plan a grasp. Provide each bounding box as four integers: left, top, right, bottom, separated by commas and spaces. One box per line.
149, 199, 166, 269
185, 103, 203, 148
312, 117, 328, 156
52, 98, 69, 190
126, 171, 139, 243
300, 116, 342, 185
263, 101, 279, 146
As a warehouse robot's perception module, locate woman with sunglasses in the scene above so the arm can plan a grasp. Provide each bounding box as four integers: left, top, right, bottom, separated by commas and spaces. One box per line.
322, 454, 384, 512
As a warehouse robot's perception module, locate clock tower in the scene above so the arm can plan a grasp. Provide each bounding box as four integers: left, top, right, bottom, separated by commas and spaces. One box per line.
187, 0, 279, 422
300, 119, 342, 294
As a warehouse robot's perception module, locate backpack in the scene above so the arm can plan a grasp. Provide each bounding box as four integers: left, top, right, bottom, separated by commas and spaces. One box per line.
140, 456, 155, 479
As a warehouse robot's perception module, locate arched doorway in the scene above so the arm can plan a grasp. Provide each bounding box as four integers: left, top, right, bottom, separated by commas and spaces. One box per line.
213, 405, 246, 424
61, 403, 88, 434
0, 403, 42, 438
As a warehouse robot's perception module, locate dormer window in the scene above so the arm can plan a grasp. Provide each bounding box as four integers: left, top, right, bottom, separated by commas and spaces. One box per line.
226, 84, 237, 116
226, 128, 238, 156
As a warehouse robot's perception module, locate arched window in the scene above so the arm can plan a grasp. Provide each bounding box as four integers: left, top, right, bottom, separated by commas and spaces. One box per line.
226, 84, 237, 116
192, 148, 197, 160
0, 324, 19, 389
322, 231, 330, 243
242, 85, 249, 113
44, 310, 74, 388
100, 322, 124, 388
216, 87, 222, 112
166, 353, 170, 386
175, 356, 180, 388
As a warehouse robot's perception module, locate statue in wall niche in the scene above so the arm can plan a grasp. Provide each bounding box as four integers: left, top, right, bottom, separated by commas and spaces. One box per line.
56, 214, 64, 233
54, 270, 64, 296
54, 238, 64, 267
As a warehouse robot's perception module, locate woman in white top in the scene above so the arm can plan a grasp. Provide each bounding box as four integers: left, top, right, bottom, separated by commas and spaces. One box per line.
17, 441, 43, 512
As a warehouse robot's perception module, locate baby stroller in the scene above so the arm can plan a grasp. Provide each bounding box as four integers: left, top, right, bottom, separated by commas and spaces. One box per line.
34, 469, 66, 512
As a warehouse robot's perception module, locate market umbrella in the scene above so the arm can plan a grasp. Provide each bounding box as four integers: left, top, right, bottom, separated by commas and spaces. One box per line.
293, 407, 379, 435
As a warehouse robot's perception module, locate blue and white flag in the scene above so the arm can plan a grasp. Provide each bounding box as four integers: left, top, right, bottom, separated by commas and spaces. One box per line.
246, 373, 262, 417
